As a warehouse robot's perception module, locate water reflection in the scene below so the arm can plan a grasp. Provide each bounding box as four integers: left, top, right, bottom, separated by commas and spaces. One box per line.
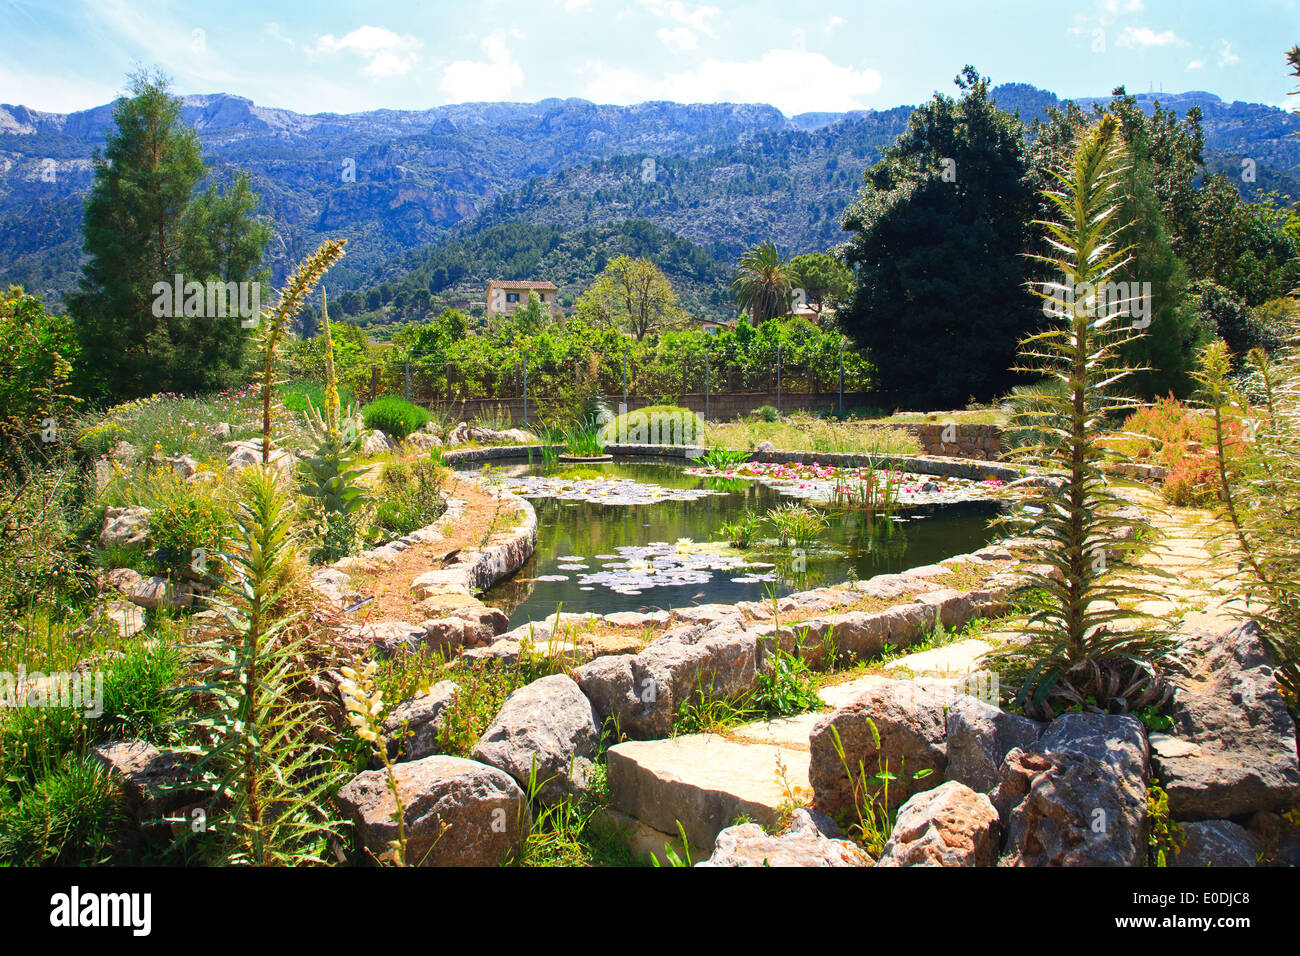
473, 459, 999, 626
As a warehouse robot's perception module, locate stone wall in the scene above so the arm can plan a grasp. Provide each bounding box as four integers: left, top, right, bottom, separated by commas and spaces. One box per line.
897, 423, 1003, 461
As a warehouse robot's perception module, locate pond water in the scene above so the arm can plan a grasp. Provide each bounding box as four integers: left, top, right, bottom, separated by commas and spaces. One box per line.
469, 459, 1001, 626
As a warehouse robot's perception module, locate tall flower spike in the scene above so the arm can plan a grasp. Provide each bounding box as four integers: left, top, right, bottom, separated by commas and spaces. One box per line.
321, 287, 341, 450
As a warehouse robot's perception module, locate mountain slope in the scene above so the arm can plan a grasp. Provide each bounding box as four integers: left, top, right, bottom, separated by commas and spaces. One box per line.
0, 85, 1295, 307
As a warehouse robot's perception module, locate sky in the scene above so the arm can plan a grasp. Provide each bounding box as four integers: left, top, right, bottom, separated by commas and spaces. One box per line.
2, 0, 1297, 117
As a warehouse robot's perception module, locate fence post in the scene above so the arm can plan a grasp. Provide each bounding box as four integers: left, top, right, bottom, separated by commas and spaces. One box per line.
776, 344, 782, 415
838, 338, 844, 416
704, 350, 710, 422
622, 355, 627, 406
370, 364, 378, 403
523, 357, 528, 425
404, 359, 410, 402
682, 358, 687, 401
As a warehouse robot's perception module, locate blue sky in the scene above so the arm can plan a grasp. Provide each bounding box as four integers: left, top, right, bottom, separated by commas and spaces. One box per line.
2, 0, 1297, 116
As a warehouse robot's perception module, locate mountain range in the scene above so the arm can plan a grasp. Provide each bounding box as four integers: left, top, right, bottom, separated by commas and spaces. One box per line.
1, 83, 1296, 324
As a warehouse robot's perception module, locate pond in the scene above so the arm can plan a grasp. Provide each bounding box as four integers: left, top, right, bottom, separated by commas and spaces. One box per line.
467, 459, 1002, 626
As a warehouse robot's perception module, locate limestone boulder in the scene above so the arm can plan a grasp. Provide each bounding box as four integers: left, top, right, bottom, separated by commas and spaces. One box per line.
999, 714, 1150, 867
809, 677, 953, 817
877, 780, 1000, 867
1156, 621, 1300, 819
381, 681, 459, 762
471, 674, 600, 804
1171, 820, 1260, 867
92, 740, 205, 834
699, 809, 870, 867
360, 430, 392, 455
336, 755, 530, 866
99, 506, 150, 549
945, 695, 1042, 793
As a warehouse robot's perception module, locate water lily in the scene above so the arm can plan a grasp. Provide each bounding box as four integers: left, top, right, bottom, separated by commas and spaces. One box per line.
674, 537, 694, 554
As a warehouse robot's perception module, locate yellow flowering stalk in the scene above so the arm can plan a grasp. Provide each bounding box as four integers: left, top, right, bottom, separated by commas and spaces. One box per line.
338, 657, 407, 865
321, 288, 341, 451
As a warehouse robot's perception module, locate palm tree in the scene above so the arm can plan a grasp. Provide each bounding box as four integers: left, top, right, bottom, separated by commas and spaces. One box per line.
731, 240, 795, 323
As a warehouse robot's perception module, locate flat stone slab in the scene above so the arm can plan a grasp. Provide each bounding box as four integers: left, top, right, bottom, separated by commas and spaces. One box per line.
817, 673, 965, 710
883, 639, 992, 679
607, 734, 810, 850
726, 712, 822, 750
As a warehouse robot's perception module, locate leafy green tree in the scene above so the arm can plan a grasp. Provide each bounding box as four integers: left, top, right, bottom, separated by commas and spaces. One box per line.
1184, 177, 1299, 306
576, 255, 685, 340
840, 67, 1039, 407
1191, 280, 1283, 360
507, 291, 550, 335
789, 252, 852, 320
0, 287, 78, 449
67, 69, 269, 400
393, 308, 467, 364
1031, 90, 1207, 398
174, 172, 272, 391
731, 241, 795, 324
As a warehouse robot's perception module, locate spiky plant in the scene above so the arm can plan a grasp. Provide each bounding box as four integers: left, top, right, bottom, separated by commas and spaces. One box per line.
255, 239, 347, 464
298, 289, 370, 562
1197, 333, 1300, 702
182, 466, 345, 864
993, 117, 1173, 719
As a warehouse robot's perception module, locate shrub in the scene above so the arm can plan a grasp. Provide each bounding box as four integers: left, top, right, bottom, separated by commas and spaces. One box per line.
601, 405, 703, 445
753, 405, 780, 422
362, 396, 431, 440
146, 472, 234, 579
374, 458, 448, 536
1197, 337, 1300, 701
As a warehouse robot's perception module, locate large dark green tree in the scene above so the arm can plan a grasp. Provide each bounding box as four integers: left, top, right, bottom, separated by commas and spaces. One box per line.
839, 67, 1039, 408
1031, 91, 1206, 397
68, 69, 269, 400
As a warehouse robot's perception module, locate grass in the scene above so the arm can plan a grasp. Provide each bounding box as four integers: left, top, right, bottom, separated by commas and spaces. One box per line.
371, 631, 573, 759
278, 379, 356, 417
765, 502, 829, 549
0, 634, 194, 865
75, 386, 266, 463
362, 396, 432, 440
705, 413, 920, 456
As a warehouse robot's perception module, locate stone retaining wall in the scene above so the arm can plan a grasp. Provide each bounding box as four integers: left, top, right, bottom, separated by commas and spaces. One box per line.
896, 422, 1003, 461
441, 442, 1021, 482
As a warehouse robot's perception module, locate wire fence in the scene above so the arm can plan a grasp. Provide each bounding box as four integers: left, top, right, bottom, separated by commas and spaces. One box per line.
285, 344, 875, 421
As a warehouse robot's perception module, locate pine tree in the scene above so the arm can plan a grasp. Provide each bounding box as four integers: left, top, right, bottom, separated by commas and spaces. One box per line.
68, 69, 270, 400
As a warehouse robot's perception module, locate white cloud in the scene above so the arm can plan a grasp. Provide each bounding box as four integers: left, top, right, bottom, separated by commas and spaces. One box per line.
266, 22, 295, 48
638, 0, 721, 36
1218, 40, 1240, 67
1186, 58, 1205, 71
0, 62, 118, 113
1101, 0, 1143, 16
313, 26, 422, 79
440, 32, 525, 102
658, 26, 698, 51
826, 15, 847, 34
579, 49, 883, 115
1115, 26, 1184, 48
